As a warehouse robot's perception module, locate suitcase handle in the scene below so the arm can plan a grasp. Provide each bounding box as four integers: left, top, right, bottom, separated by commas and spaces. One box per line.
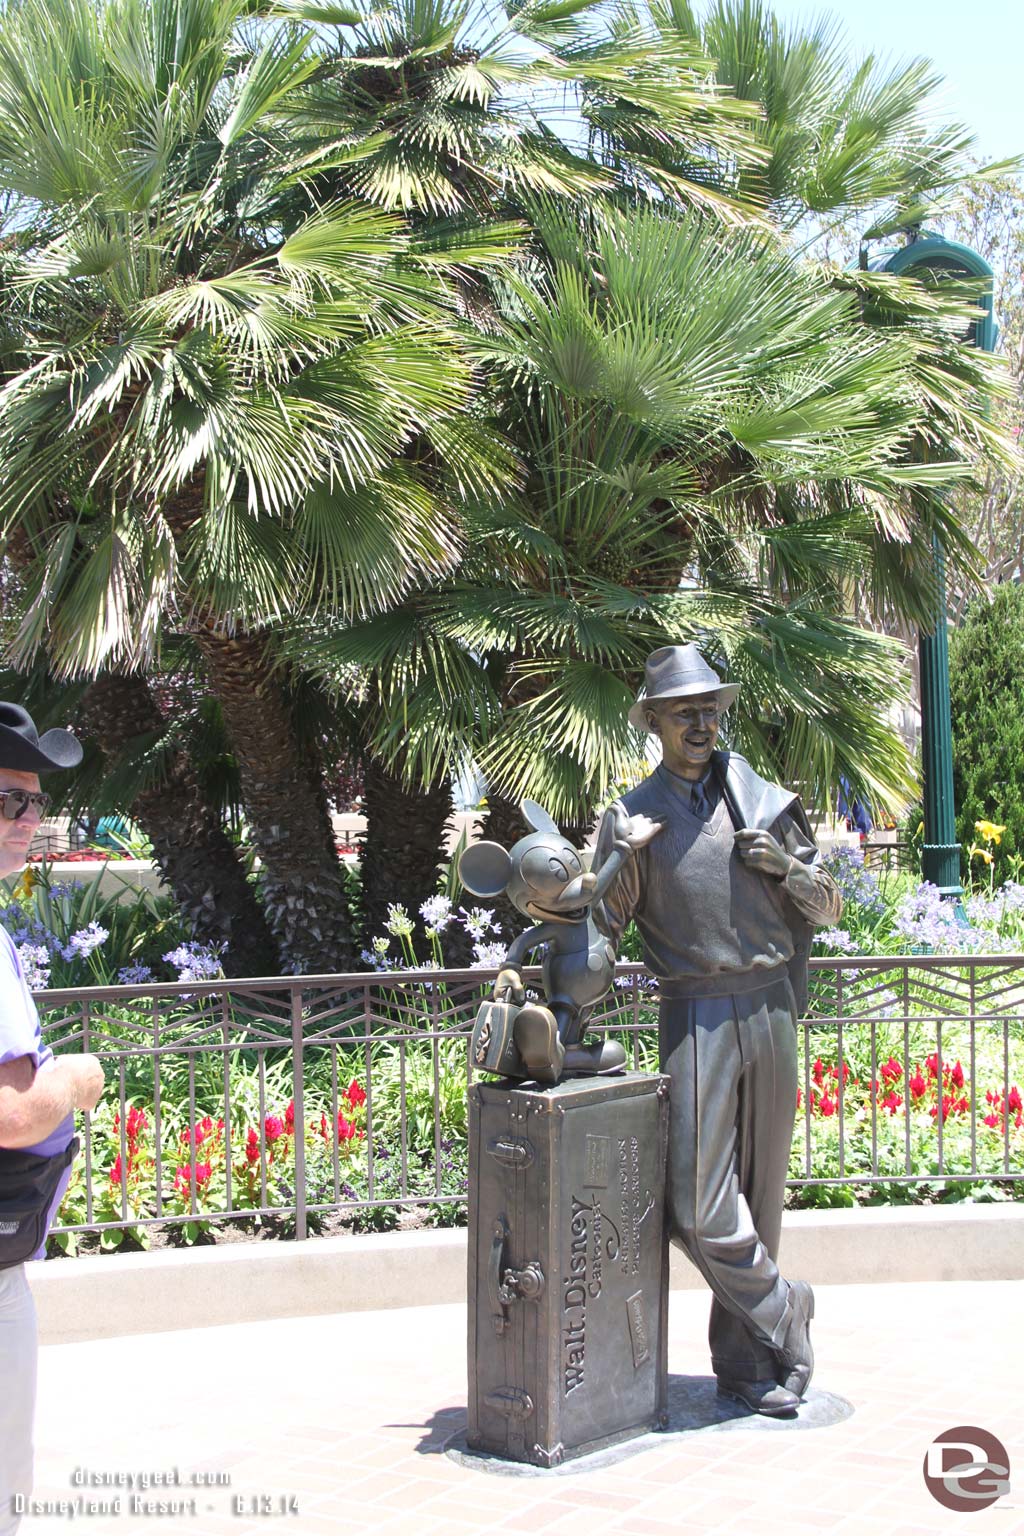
489, 1215, 545, 1335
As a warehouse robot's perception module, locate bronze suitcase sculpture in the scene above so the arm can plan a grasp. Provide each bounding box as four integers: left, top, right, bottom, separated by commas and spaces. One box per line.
467, 1072, 670, 1466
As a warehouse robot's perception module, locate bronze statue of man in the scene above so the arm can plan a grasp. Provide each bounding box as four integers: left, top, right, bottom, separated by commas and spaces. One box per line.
592, 645, 843, 1416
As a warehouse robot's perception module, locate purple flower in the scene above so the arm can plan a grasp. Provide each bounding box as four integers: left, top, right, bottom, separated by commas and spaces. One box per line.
816, 927, 858, 954
118, 963, 154, 985
162, 941, 225, 982
822, 847, 885, 913
66, 921, 108, 959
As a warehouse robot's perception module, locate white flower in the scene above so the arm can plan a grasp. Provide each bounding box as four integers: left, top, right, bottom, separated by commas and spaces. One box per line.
471, 941, 507, 969
17, 943, 50, 990
419, 894, 453, 933
461, 906, 501, 940
371, 935, 391, 957
384, 904, 414, 938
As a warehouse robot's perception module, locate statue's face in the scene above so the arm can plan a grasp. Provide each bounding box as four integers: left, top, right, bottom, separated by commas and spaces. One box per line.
646, 692, 720, 779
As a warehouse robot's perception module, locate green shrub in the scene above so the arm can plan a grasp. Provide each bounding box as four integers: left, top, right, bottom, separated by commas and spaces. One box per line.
950, 584, 1024, 880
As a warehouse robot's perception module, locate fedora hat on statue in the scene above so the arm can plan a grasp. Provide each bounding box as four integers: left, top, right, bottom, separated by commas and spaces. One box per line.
0, 703, 83, 773
628, 645, 739, 733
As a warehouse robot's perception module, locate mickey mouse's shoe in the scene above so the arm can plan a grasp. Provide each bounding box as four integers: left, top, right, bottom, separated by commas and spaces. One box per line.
513, 1005, 565, 1084
562, 1040, 627, 1076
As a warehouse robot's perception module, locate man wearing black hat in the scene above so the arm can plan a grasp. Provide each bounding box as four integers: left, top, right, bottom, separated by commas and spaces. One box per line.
0, 705, 105, 1533
593, 646, 842, 1416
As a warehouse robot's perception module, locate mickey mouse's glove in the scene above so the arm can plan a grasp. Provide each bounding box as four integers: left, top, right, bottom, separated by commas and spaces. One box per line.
607, 799, 664, 855
494, 967, 526, 1005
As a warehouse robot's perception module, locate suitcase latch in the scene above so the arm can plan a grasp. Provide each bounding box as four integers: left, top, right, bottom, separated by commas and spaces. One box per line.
483, 1387, 534, 1419
489, 1216, 545, 1334
486, 1135, 534, 1169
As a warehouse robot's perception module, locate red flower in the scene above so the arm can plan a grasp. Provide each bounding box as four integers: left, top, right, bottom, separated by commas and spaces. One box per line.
174, 1161, 212, 1195
812, 1058, 825, 1085
819, 1094, 837, 1118
880, 1057, 902, 1084
949, 1061, 965, 1089
264, 1115, 285, 1142
345, 1080, 367, 1108
925, 1053, 939, 1079
245, 1128, 260, 1166
1008, 1086, 1023, 1114
109, 1154, 124, 1186
796, 1088, 802, 1109
881, 1093, 903, 1116
908, 1072, 927, 1099
126, 1106, 148, 1143
336, 1112, 357, 1142
983, 1113, 1002, 1130
284, 1101, 295, 1133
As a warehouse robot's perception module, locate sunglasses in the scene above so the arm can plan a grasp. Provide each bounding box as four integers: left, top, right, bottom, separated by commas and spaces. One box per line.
0, 790, 51, 822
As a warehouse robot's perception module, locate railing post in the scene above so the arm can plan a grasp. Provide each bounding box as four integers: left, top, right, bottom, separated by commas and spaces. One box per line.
291, 980, 307, 1241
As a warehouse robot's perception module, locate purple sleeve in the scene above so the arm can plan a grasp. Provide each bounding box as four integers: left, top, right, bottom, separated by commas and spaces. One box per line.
0, 929, 44, 1070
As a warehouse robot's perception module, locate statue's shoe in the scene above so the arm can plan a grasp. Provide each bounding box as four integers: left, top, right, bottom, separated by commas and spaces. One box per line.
513, 1005, 565, 1084
717, 1377, 800, 1416
562, 1040, 627, 1076
774, 1279, 815, 1397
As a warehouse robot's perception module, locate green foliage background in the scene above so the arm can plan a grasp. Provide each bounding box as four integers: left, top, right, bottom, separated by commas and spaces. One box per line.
950, 582, 1024, 873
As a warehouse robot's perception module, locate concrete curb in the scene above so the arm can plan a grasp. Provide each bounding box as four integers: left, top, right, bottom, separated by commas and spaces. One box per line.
30, 1203, 1024, 1346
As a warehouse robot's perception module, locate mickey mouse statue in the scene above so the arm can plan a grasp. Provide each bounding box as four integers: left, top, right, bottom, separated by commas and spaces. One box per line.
459, 800, 662, 1084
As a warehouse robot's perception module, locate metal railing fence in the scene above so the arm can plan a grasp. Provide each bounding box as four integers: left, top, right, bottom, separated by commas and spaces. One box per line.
31, 956, 1024, 1246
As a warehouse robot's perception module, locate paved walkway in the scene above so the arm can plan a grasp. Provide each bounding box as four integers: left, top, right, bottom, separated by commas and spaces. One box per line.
20, 1280, 1024, 1536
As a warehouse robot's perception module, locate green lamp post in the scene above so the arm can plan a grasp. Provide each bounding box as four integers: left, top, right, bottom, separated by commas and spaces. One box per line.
866, 233, 998, 895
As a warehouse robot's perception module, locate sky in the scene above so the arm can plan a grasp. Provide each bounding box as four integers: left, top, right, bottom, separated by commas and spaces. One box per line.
765, 0, 1023, 164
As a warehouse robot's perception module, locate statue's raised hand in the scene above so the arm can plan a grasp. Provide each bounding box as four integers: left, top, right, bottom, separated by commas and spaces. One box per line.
608, 799, 664, 852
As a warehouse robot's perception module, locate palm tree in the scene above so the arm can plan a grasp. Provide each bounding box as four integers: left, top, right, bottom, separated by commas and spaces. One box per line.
292, 198, 1017, 850
0, 0, 517, 971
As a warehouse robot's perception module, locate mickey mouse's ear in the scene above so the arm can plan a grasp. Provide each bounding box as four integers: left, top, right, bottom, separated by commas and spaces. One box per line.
521, 799, 559, 835
458, 841, 513, 898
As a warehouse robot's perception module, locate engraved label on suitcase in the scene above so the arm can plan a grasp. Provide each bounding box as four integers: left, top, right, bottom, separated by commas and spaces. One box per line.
616, 1134, 654, 1276
583, 1132, 610, 1188
625, 1291, 650, 1369
562, 1194, 591, 1395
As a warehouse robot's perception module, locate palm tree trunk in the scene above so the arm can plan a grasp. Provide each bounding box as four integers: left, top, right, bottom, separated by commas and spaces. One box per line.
359, 754, 455, 959
79, 673, 280, 978
189, 625, 355, 973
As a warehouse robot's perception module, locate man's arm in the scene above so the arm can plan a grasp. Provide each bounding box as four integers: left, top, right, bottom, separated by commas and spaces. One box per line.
776, 812, 843, 926
733, 808, 842, 927
0, 1053, 105, 1149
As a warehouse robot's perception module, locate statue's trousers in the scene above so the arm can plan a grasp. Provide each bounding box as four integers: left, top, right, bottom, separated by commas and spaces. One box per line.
658, 967, 799, 1382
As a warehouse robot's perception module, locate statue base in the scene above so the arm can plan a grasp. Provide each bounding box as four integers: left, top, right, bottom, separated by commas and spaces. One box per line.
447, 1383, 855, 1477
467, 1071, 670, 1468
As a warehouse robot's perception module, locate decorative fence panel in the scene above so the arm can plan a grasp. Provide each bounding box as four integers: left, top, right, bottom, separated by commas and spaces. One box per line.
32, 957, 1024, 1247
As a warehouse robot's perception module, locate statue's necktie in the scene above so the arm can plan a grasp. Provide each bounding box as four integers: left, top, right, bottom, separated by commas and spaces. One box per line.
690, 779, 710, 818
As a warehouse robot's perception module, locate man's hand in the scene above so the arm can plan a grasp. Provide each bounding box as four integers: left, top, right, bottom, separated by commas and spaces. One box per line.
608, 800, 664, 852
733, 828, 792, 880
494, 967, 526, 1005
